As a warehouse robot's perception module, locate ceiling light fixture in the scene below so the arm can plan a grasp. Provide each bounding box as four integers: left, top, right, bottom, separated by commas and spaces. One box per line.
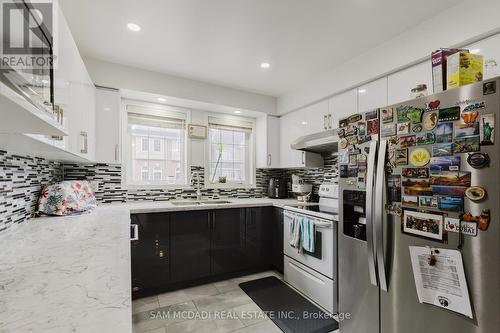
358, 89, 367, 94
234, 110, 242, 114
470, 48, 481, 54
127, 23, 141, 32
157, 97, 166, 102
301, 121, 308, 125
260, 62, 271, 69
103, 107, 111, 111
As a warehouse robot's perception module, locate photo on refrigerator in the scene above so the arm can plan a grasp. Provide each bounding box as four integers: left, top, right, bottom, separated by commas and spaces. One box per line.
403, 210, 444, 240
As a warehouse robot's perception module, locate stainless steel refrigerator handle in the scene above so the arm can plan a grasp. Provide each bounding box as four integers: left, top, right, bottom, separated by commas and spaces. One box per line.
375, 139, 388, 292
365, 140, 378, 287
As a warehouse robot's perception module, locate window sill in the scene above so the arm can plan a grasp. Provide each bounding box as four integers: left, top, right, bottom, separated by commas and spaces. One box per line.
122, 184, 192, 190
205, 183, 256, 190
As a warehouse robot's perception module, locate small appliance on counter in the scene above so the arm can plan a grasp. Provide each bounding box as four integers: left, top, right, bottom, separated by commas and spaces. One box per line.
268, 177, 287, 198
292, 183, 313, 202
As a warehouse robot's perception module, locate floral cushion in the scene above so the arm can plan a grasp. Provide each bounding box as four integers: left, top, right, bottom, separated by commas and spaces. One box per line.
38, 181, 97, 216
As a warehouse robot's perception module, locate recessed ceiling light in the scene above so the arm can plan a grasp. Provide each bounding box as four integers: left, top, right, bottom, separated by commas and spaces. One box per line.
103, 107, 111, 111
41, 79, 49, 84
470, 48, 481, 54
234, 110, 242, 114
127, 23, 141, 32
358, 89, 367, 94
301, 121, 308, 125
157, 97, 166, 102
260, 62, 271, 69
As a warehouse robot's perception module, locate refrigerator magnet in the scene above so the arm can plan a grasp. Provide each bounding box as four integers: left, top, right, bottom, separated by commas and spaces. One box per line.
438, 106, 461, 122
432, 143, 453, 157
397, 121, 410, 135
462, 101, 485, 113
423, 111, 438, 130
382, 108, 394, 123
402, 195, 419, 207
412, 124, 423, 133
397, 106, 409, 123
365, 109, 379, 120
347, 114, 362, 124
460, 111, 479, 124
358, 122, 366, 136
467, 152, 490, 168
483, 80, 496, 95
367, 119, 379, 135
340, 165, 348, 178
444, 218, 478, 236
396, 149, 408, 166
381, 123, 396, 137
435, 123, 453, 143
337, 128, 346, 138
340, 138, 348, 149
400, 135, 416, 148
479, 113, 495, 145
438, 196, 464, 212
462, 209, 490, 231
454, 136, 480, 154
416, 132, 436, 145
409, 148, 431, 167
407, 108, 424, 124
403, 210, 444, 241
427, 100, 440, 110
339, 118, 349, 128
465, 186, 487, 202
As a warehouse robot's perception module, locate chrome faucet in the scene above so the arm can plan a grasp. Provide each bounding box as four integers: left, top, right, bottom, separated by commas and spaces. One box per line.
190, 171, 203, 200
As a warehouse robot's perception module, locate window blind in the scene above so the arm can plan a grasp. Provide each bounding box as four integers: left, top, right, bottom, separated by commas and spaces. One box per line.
127, 104, 186, 130
208, 116, 253, 133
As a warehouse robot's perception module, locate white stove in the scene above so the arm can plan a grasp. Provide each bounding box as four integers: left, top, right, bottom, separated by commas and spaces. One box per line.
283, 183, 338, 314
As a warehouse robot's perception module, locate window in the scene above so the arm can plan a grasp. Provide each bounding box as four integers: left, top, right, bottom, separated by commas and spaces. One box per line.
141, 138, 149, 152
124, 103, 187, 186
153, 139, 161, 152
208, 116, 254, 186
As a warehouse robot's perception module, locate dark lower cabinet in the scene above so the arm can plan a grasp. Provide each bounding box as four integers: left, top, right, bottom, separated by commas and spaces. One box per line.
131, 206, 281, 298
170, 210, 211, 283
245, 207, 272, 268
211, 208, 246, 275
271, 207, 284, 273
131, 213, 170, 296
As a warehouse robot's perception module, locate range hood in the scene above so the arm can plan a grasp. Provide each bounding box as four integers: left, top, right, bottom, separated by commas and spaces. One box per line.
290, 129, 338, 155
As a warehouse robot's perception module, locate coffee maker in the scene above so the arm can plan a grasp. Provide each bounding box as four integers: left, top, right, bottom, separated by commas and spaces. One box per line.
268, 177, 287, 198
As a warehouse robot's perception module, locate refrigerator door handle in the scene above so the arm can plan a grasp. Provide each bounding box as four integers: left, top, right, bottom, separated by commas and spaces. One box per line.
365, 140, 378, 287
375, 139, 388, 292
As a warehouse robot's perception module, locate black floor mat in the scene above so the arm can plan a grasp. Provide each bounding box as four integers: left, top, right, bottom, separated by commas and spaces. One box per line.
239, 276, 338, 333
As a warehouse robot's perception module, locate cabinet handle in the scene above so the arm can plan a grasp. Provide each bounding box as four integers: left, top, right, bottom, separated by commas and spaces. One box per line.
267, 154, 272, 166
323, 114, 328, 130
131, 224, 139, 241
301, 152, 305, 165
114, 144, 119, 161
80, 131, 88, 154
328, 114, 332, 129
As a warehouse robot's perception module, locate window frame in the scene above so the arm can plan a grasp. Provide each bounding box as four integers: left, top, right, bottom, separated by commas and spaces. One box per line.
121, 100, 191, 189
205, 114, 256, 189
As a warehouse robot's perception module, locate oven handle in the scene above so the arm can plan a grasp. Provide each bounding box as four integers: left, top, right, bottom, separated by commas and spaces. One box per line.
366, 140, 378, 287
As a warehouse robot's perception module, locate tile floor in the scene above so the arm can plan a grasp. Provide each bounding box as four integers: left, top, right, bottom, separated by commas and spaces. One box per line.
132, 270, 339, 333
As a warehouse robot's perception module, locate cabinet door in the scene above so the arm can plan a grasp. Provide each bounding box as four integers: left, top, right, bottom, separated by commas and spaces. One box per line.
95, 87, 121, 163
271, 207, 284, 273
280, 111, 304, 168
245, 207, 272, 268
267, 116, 281, 168
304, 100, 329, 133
170, 211, 211, 282
211, 209, 246, 275
329, 89, 358, 128
388, 62, 433, 105
130, 213, 170, 297
358, 77, 388, 112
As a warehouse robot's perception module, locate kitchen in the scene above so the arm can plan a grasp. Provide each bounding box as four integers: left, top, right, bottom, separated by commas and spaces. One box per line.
1, 1, 499, 333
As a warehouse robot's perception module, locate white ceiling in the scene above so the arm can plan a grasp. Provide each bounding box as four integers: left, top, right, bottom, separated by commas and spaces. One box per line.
60, 0, 461, 97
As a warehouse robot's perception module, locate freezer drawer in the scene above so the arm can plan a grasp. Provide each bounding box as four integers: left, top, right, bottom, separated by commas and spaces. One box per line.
284, 256, 337, 314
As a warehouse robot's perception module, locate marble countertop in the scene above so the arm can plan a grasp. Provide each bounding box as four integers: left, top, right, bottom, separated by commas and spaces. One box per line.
0, 198, 307, 332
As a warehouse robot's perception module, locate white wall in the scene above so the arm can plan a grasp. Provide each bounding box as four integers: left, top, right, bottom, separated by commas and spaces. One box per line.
84, 57, 277, 115
278, 0, 500, 114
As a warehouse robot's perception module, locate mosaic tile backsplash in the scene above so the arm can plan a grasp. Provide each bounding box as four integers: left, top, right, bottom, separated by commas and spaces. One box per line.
0, 151, 62, 232
0, 150, 337, 232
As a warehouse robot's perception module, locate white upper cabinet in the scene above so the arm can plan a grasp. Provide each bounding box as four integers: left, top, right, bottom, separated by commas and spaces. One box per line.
388, 61, 433, 105
95, 87, 121, 163
328, 89, 358, 128
466, 34, 500, 79
255, 115, 280, 168
279, 110, 323, 168
302, 100, 330, 133
358, 77, 388, 112
53, 8, 96, 161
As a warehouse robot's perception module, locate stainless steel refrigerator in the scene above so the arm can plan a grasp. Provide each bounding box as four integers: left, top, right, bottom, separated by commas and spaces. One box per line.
338, 77, 499, 333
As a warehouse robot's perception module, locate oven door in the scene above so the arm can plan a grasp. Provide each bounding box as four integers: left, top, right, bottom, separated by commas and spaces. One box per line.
283, 210, 336, 278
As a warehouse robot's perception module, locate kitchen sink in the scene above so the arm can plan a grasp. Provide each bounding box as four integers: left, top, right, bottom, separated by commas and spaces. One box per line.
170, 200, 232, 206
